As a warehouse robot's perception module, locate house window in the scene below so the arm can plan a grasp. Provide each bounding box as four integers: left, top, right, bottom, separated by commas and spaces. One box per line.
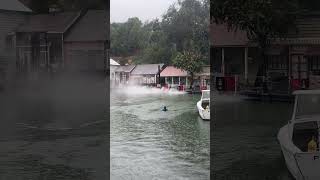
309, 56, 320, 75
267, 55, 287, 70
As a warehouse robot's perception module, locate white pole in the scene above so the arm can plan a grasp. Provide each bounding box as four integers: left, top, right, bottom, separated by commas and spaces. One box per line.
244, 47, 248, 83
179, 76, 181, 85
234, 75, 238, 95
222, 48, 225, 76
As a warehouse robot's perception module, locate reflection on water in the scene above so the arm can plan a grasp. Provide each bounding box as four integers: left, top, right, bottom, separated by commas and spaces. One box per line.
111, 87, 210, 179
212, 94, 294, 180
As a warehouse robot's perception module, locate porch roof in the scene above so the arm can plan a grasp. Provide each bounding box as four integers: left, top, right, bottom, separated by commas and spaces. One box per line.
194, 66, 210, 76
131, 64, 165, 75
0, 0, 32, 12
210, 23, 254, 47
16, 11, 80, 33
115, 65, 136, 73
65, 10, 108, 42
160, 66, 188, 77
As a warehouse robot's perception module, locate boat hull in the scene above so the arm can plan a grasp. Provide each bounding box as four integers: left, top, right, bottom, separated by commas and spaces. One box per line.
197, 100, 210, 120
278, 125, 320, 180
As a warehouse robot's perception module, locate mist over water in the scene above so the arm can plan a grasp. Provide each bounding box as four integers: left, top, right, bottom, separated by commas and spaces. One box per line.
113, 85, 187, 96
0, 73, 109, 179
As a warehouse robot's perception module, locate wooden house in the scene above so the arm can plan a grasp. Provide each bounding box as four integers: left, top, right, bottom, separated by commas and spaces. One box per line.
114, 65, 136, 85
211, 13, 320, 93
194, 65, 210, 90
0, 0, 31, 84
64, 10, 109, 74
160, 66, 190, 89
130, 64, 165, 86
14, 11, 80, 78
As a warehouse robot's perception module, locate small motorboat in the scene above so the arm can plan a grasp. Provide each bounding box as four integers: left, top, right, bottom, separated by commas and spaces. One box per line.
197, 90, 210, 120
278, 90, 320, 180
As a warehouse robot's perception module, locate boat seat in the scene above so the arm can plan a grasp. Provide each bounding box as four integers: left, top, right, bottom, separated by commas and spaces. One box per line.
292, 122, 319, 152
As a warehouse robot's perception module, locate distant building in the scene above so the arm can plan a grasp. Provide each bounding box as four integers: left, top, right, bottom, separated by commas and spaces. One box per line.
15, 11, 81, 78
110, 58, 120, 86
114, 65, 136, 85
130, 64, 165, 86
160, 66, 190, 90
64, 10, 109, 74
211, 14, 320, 93
194, 66, 210, 90
0, 0, 31, 84
6, 9, 109, 79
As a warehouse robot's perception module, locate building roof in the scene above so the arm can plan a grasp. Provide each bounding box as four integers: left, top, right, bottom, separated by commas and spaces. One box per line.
160, 66, 188, 77
115, 65, 136, 73
16, 11, 80, 33
110, 58, 120, 66
131, 64, 165, 75
65, 10, 108, 42
0, 0, 32, 12
210, 23, 253, 47
195, 66, 210, 76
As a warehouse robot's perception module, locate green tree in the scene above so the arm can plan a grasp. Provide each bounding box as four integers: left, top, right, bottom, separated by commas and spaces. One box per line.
211, 0, 299, 50
173, 51, 203, 88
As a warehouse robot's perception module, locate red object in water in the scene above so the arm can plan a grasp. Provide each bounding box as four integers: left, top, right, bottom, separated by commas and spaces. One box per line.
291, 79, 301, 90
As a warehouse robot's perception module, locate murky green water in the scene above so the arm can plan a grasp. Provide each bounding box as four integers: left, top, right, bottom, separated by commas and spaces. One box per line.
212, 94, 294, 180
110, 89, 210, 179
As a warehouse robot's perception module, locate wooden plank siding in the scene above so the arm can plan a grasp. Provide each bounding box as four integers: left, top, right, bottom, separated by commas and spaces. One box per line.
0, 11, 28, 84
64, 42, 106, 72
0, 11, 27, 54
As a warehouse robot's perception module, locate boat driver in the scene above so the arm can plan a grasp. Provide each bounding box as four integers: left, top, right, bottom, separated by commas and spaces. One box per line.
307, 136, 318, 152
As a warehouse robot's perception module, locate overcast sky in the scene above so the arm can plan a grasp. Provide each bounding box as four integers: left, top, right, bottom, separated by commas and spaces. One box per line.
111, 0, 177, 23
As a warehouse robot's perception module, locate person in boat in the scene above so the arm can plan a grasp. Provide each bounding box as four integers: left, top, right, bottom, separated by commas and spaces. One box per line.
307, 136, 318, 152
162, 106, 167, 111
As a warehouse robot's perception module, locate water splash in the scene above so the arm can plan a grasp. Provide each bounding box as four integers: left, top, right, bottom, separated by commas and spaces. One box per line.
113, 86, 187, 96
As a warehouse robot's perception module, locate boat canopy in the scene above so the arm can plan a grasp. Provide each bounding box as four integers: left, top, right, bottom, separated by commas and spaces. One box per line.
294, 92, 320, 121
201, 90, 210, 100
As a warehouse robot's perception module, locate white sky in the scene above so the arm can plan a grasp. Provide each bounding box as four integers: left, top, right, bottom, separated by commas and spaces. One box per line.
111, 0, 177, 23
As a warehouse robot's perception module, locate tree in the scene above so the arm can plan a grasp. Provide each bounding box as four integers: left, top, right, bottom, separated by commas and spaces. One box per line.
162, 0, 210, 64
110, 0, 210, 66
173, 51, 203, 88
211, 0, 299, 50
211, 0, 301, 82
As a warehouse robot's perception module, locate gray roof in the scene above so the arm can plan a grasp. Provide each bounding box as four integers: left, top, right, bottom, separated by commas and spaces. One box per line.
195, 66, 210, 76
0, 0, 32, 12
131, 64, 165, 75
16, 12, 80, 33
115, 65, 136, 73
65, 10, 108, 42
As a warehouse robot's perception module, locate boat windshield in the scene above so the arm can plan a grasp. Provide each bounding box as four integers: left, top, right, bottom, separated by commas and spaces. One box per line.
202, 91, 210, 100
296, 94, 320, 119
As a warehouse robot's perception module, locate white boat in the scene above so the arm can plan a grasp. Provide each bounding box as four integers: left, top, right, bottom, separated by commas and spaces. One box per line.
278, 90, 320, 180
197, 90, 210, 120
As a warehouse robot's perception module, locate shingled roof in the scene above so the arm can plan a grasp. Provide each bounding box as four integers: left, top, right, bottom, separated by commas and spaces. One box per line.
16, 12, 80, 33
115, 65, 136, 73
210, 23, 252, 47
160, 66, 188, 77
65, 10, 108, 42
0, 0, 32, 12
131, 64, 165, 75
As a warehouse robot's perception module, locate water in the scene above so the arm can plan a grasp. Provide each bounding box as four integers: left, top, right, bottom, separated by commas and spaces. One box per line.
212, 94, 294, 180
110, 87, 210, 179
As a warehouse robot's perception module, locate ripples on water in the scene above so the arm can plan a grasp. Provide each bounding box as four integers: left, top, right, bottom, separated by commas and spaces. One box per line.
111, 86, 210, 179
212, 93, 295, 180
